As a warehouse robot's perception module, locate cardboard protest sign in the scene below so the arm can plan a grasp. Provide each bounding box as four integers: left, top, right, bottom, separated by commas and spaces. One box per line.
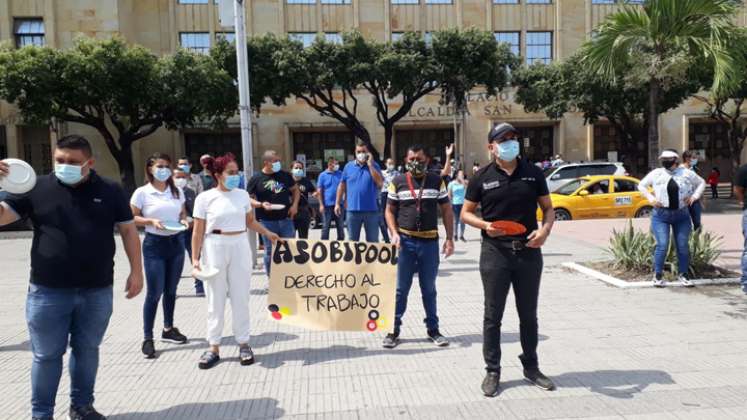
268, 239, 397, 333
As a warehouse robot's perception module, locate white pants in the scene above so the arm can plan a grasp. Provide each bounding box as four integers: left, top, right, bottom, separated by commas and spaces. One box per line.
201, 233, 252, 346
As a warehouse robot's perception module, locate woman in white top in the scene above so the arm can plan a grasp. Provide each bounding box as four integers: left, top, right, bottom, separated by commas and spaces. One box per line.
191, 153, 280, 369
130, 153, 189, 359
638, 149, 706, 288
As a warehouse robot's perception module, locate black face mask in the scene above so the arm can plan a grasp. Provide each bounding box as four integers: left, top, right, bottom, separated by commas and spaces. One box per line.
661, 159, 677, 169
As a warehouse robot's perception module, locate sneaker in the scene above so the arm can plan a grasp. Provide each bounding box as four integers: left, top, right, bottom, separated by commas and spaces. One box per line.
460, 236, 466, 242
198, 351, 220, 370
68, 404, 106, 420
382, 333, 400, 349
141, 339, 155, 359
653, 273, 665, 288
239, 346, 255, 366
427, 329, 449, 347
195, 289, 205, 297
523, 368, 556, 391
678, 274, 694, 288
454, 235, 458, 241
161, 327, 188, 344
33, 417, 53, 420
481, 372, 500, 397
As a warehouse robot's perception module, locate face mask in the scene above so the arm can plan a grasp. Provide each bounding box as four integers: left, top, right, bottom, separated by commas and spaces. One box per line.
271, 161, 282, 173
174, 178, 188, 189
386, 164, 395, 171
55, 163, 85, 185
495, 140, 520, 161
179, 164, 191, 173
333, 164, 340, 171
153, 167, 172, 182
224, 175, 241, 190
406, 160, 426, 177
356, 152, 368, 163
691, 159, 698, 166
661, 159, 677, 169
292, 168, 304, 178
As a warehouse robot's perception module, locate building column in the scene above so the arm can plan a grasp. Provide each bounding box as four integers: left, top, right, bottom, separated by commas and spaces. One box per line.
6, 124, 20, 159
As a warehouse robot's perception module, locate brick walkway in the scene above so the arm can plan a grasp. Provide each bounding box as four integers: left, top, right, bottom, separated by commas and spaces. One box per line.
1, 222, 747, 419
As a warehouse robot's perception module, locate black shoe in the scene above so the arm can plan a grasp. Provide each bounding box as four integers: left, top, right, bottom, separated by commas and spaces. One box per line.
382, 333, 400, 349
161, 327, 188, 344
481, 372, 500, 397
198, 351, 220, 370
68, 404, 106, 420
523, 368, 556, 391
32, 417, 53, 420
427, 329, 449, 347
195, 289, 205, 297
460, 236, 466, 242
239, 346, 255, 366
141, 339, 155, 359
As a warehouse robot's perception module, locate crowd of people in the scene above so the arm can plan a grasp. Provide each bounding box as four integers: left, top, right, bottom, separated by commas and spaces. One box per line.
1, 121, 746, 418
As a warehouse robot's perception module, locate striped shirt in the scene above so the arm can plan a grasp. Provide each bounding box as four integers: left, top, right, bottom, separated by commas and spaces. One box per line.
387, 172, 449, 238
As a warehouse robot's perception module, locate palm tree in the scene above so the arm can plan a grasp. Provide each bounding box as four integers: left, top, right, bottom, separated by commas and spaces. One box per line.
580, 0, 744, 169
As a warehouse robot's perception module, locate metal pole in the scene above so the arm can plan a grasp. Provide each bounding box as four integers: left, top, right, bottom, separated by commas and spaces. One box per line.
233, 0, 258, 269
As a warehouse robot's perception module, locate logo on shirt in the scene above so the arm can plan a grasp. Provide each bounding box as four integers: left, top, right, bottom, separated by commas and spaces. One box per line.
299, 184, 307, 193
263, 180, 286, 194
483, 181, 501, 190
521, 177, 536, 182
93, 198, 103, 203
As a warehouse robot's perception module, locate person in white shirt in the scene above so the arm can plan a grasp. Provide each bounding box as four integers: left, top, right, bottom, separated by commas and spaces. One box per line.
638, 149, 706, 288
379, 158, 400, 243
191, 153, 280, 370
130, 153, 190, 359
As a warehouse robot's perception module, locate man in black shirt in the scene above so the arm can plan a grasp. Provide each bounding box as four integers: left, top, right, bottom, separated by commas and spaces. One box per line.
461, 123, 556, 397
733, 164, 747, 294
247, 150, 300, 275
383, 144, 454, 349
0, 135, 143, 420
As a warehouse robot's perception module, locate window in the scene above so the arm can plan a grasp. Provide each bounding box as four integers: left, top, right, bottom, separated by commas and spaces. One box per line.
424, 32, 433, 46
14, 19, 45, 47
180, 32, 210, 53
592, 0, 615, 3
555, 179, 585, 195
586, 180, 610, 195
392, 0, 420, 4
554, 166, 580, 181
525, 31, 552, 64
216, 32, 236, 43
526, 0, 551, 3
391, 32, 405, 41
178, 0, 209, 3
614, 180, 638, 193
289, 32, 317, 47
493, 0, 519, 3
494, 32, 520, 55
324, 33, 342, 44
321, 0, 352, 3
426, 0, 452, 3
287, 0, 316, 3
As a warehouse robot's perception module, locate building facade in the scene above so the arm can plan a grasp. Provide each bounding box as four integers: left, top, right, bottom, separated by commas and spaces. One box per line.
0, 0, 744, 184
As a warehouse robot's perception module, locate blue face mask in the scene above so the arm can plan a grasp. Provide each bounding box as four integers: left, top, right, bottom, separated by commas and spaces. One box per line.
179, 164, 191, 173
495, 140, 520, 162
271, 161, 282, 173
292, 168, 304, 178
224, 175, 241, 190
55, 163, 85, 185
153, 167, 172, 182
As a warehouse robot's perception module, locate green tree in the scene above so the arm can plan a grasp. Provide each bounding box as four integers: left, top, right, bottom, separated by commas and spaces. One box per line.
579, 0, 743, 168
0, 37, 237, 192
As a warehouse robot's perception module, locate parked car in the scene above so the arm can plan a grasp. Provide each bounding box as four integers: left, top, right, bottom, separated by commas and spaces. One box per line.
538, 175, 653, 221
544, 162, 627, 192
0, 190, 33, 231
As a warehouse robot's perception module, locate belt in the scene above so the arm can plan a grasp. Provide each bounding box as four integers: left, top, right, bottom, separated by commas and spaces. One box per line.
398, 228, 438, 239
210, 229, 246, 236
491, 239, 528, 252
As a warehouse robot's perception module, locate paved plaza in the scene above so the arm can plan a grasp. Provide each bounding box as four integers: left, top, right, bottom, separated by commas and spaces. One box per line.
1, 214, 747, 419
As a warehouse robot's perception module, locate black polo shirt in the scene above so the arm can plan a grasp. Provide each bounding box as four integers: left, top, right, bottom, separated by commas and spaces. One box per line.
465, 159, 549, 240
1, 171, 133, 288
247, 170, 296, 221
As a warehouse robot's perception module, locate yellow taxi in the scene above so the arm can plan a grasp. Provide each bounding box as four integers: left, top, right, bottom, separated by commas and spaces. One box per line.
538, 175, 653, 221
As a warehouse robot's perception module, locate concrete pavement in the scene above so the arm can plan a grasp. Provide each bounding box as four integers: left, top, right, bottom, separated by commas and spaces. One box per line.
1, 224, 747, 419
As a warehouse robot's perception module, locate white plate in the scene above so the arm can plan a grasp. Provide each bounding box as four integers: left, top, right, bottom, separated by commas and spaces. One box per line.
269, 204, 286, 210
0, 159, 36, 194
161, 221, 188, 232
192, 266, 220, 281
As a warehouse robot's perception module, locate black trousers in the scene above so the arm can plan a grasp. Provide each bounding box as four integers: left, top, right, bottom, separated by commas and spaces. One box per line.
479, 239, 543, 373
294, 215, 310, 239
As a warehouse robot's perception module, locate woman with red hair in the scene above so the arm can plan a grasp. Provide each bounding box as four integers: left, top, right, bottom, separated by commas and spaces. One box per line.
191, 153, 280, 369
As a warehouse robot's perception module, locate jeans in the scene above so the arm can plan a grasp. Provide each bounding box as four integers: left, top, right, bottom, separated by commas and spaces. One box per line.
143, 233, 185, 339
26, 284, 113, 418
479, 240, 543, 373
688, 200, 702, 231
651, 208, 691, 276
183, 229, 203, 293
321, 206, 345, 241
379, 192, 390, 243
347, 211, 380, 243
741, 209, 747, 291
394, 235, 440, 334
452, 204, 466, 238
260, 218, 296, 275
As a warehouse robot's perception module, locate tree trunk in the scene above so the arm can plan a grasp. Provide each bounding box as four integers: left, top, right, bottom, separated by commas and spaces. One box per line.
383, 124, 394, 161
647, 79, 660, 171
114, 139, 136, 195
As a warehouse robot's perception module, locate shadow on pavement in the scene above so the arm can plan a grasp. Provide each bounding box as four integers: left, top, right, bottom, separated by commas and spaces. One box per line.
0, 340, 29, 352
501, 369, 674, 399
449, 333, 549, 347
155, 332, 299, 356
255, 344, 452, 369
108, 398, 284, 420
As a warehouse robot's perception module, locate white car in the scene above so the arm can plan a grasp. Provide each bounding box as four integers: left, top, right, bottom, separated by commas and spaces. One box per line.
544, 162, 628, 192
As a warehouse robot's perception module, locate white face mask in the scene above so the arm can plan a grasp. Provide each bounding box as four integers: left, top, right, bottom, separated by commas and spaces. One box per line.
356, 152, 368, 163
174, 178, 188, 189
386, 164, 395, 171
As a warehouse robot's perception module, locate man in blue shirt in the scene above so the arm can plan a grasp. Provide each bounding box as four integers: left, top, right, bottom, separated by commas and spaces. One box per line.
317, 158, 345, 240
336, 142, 383, 242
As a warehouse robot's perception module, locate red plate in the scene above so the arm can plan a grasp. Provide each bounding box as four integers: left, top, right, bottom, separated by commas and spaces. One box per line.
490, 220, 527, 236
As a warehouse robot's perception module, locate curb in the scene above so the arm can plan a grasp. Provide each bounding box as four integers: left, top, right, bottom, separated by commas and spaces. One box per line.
562, 262, 741, 289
